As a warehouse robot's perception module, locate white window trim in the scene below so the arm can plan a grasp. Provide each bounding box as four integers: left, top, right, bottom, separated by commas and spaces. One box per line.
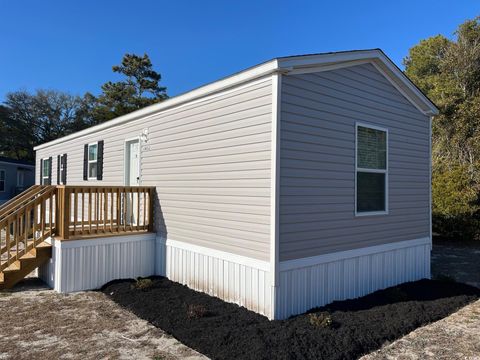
0, 169, 5, 192
355, 122, 389, 217
42, 158, 51, 185
88, 143, 98, 180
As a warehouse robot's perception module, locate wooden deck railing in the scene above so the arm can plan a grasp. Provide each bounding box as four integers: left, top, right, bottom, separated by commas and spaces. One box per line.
0, 186, 56, 271
1, 185, 154, 276
56, 186, 155, 240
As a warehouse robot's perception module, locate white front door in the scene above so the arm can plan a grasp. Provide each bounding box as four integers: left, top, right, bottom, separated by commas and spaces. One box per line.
125, 139, 140, 224
126, 140, 140, 186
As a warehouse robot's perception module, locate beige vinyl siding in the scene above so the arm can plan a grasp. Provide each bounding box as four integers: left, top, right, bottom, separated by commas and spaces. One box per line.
279, 63, 430, 261
35, 77, 272, 261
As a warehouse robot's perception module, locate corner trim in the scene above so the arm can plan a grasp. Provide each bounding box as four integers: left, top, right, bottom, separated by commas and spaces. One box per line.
279, 237, 431, 272
270, 73, 282, 286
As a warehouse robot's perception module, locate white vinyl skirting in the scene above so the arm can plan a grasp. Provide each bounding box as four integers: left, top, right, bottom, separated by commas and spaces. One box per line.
39, 234, 430, 320
275, 237, 431, 319
155, 237, 273, 318
39, 233, 156, 292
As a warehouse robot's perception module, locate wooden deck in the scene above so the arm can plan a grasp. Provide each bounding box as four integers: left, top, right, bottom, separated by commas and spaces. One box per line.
0, 185, 155, 289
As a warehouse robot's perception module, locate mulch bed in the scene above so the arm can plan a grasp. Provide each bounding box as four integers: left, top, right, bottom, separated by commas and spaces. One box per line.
102, 277, 480, 360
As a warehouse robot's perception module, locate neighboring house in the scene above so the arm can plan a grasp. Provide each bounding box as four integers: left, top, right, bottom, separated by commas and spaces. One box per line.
0, 157, 35, 205
32, 49, 438, 319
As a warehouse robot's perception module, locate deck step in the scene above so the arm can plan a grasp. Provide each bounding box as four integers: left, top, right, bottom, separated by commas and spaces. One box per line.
3, 261, 21, 272
20, 249, 37, 260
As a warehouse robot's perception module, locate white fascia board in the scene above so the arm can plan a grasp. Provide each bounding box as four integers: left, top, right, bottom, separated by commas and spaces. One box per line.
34, 59, 279, 151
278, 49, 439, 116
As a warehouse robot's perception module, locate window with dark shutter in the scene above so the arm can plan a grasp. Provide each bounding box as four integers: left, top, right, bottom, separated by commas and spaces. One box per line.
97, 140, 104, 180
83, 144, 88, 180
57, 155, 61, 185
62, 154, 67, 184
40, 159, 43, 185
48, 157, 52, 185
41, 158, 52, 185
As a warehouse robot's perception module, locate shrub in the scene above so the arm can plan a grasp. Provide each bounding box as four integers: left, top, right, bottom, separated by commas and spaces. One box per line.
133, 278, 153, 290
432, 164, 480, 240
308, 312, 332, 328
187, 304, 208, 319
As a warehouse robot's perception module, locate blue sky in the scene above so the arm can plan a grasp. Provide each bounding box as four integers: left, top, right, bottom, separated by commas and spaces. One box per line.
1, 1, 478, 101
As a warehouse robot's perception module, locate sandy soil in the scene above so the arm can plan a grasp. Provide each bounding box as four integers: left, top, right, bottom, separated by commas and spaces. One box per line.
361, 299, 480, 360
0, 279, 207, 360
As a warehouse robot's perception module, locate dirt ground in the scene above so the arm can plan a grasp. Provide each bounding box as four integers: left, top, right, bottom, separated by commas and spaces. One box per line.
361, 299, 480, 360
0, 279, 207, 360
361, 239, 480, 360
431, 238, 480, 288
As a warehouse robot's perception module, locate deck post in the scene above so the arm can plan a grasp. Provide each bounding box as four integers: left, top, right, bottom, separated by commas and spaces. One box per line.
148, 187, 154, 232
63, 187, 70, 240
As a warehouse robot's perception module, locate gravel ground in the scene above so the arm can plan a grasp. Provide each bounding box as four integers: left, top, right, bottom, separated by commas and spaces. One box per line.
361, 299, 480, 360
0, 278, 207, 360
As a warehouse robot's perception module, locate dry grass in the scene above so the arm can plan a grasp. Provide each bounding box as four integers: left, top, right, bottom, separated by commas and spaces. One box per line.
361, 299, 480, 360
0, 279, 207, 360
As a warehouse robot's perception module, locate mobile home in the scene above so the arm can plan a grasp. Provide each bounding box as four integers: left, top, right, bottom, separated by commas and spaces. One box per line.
6, 49, 438, 319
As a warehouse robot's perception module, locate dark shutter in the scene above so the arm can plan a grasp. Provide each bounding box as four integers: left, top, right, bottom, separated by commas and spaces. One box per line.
83, 144, 88, 180
48, 157, 52, 185
40, 159, 43, 185
57, 155, 61, 185
62, 154, 67, 184
97, 140, 104, 180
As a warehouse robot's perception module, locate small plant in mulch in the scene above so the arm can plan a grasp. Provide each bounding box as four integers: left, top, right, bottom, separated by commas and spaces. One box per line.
308, 312, 332, 328
187, 304, 208, 319
132, 278, 153, 290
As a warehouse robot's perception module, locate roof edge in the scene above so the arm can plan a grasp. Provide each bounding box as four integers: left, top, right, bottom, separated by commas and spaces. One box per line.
277, 49, 439, 116
34, 59, 279, 151
34, 49, 439, 151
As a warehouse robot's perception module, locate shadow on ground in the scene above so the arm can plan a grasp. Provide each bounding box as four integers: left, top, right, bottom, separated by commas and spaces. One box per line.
432, 236, 480, 288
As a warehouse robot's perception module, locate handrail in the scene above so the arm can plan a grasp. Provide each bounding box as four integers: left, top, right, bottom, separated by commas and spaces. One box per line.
0, 185, 54, 221
0, 185, 38, 216
0, 186, 57, 272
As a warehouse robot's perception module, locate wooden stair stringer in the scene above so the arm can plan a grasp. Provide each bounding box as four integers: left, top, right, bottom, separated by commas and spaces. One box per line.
0, 242, 52, 290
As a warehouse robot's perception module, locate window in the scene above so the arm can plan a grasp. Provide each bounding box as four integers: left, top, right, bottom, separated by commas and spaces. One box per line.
17, 170, 24, 187
42, 158, 51, 185
0, 170, 5, 192
59, 154, 67, 184
356, 124, 388, 215
88, 144, 98, 179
